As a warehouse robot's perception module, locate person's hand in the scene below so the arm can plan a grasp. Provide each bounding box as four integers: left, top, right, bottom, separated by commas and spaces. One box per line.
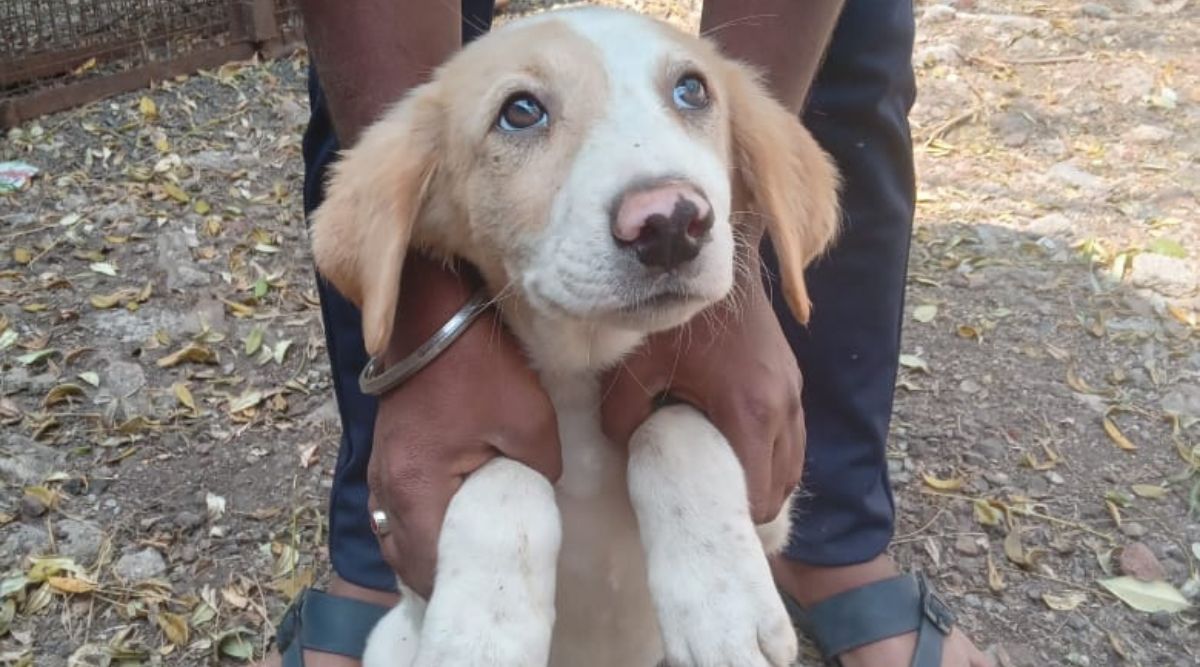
601, 248, 805, 524
366, 255, 561, 598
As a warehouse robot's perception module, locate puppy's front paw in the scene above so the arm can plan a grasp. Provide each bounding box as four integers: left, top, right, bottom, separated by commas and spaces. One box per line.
652, 557, 797, 667
415, 458, 560, 667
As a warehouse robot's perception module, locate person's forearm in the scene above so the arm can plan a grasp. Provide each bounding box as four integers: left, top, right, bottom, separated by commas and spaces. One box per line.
701, 0, 845, 113
297, 0, 460, 146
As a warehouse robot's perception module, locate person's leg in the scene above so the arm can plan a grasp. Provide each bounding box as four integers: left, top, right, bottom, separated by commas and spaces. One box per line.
261, 3, 498, 665
768, 2, 990, 665
772, 0, 916, 572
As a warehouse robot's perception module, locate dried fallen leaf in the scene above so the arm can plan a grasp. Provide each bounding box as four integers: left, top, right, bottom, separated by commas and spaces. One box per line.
162, 182, 190, 204
921, 471, 965, 491
43, 384, 84, 407
88, 262, 117, 277
1042, 590, 1087, 611
138, 96, 158, 120
220, 587, 249, 610
299, 443, 320, 469
1099, 576, 1191, 613
156, 611, 189, 646
243, 326, 264, 356
986, 553, 1005, 592
1131, 484, 1167, 499
12, 247, 33, 264
1103, 410, 1138, 451
899, 354, 931, 374
974, 499, 1004, 527
206, 492, 227, 521
77, 372, 100, 387
912, 304, 938, 323
157, 343, 217, 368
173, 383, 197, 414
228, 389, 264, 414
47, 575, 97, 594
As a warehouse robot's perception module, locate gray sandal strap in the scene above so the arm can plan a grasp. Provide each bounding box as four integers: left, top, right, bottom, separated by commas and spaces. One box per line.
782, 573, 956, 667
276, 588, 391, 665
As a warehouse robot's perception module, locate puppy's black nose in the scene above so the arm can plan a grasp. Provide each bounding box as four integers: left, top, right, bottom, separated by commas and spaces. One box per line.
611, 184, 713, 271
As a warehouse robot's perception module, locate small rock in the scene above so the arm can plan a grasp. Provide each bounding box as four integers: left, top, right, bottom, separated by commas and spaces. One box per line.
0, 435, 62, 485
113, 548, 167, 581
991, 109, 1037, 148
174, 511, 204, 532
179, 545, 198, 563
1148, 611, 1172, 629
1067, 615, 1089, 631
976, 438, 1007, 461
984, 471, 1010, 486
1122, 124, 1173, 145
1047, 471, 1065, 485
20, 495, 47, 518
959, 378, 982, 394
1120, 522, 1148, 539
57, 519, 104, 563
98, 359, 149, 415
1, 525, 51, 563
1065, 652, 1091, 666
156, 230, 210, 290
1130, 254, 1197, 298
1161, 384, 1200, 421
923, 4, 957, 22
954, 534, 982, 556
915, 43, 963, 67
1026, 476, 1051, 498
1048, 162, 1106, 190
1119, 541, 1166, 581
1080, 3, 1114, 19
61, 476, 87, 495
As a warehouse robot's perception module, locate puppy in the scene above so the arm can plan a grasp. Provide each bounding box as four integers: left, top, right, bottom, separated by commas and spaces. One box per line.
311, 6, 839, 666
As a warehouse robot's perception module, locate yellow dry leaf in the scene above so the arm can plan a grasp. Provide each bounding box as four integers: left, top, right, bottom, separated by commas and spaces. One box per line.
138, 96, 158, 119
47, 576, 97, 594
162, 182, 189, 203
43, 384, 84, 407
90, 290, 129, 309
172, 383, 197, 413
12, 247, 33, 264
921, 472, 965, 491
1004, 529, 1028, 567
1103, 411, 1138, 452
986, 553, 1005, 592
1042, 591, 1087, 611
973, 499, 1004, 526
157, 343, 217, 368
221, 586, 249, 610
1166, 304, 1196, 327
1131, 484, 1167, 499
156, 611, 190, 646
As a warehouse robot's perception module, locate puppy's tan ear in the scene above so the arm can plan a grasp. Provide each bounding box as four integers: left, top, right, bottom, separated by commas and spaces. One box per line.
725, 62, 840, 324
311, 85, 442, 356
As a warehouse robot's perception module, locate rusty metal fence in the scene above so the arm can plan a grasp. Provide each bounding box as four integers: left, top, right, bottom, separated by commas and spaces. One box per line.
0, 0, 305, 128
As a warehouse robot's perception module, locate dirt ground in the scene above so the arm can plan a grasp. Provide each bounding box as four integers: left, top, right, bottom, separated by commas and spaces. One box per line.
2, 0, 1198, 665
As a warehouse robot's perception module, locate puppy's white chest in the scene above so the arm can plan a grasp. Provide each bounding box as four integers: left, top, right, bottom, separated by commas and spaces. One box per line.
542, 374, 664, 667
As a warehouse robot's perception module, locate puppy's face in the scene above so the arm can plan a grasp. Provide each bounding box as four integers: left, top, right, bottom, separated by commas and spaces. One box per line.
312, 7, 839, 356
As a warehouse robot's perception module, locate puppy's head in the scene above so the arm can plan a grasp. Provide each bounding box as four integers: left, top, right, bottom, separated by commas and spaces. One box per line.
312, 7, 839, 357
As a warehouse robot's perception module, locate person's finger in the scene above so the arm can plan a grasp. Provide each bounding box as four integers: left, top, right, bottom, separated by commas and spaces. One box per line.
714, 392, 777, 524
367, 481, 451, 599
599, 357, 664, 447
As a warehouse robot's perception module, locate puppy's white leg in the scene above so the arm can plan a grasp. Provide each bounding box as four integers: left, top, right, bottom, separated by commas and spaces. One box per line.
629, 405, 796, 667
363, 583, 425, 667
414, 458, 561, 667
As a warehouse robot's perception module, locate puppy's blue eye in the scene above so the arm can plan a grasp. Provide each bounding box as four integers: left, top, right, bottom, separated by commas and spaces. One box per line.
498, 94, 548, 131
673, 75, 709, 110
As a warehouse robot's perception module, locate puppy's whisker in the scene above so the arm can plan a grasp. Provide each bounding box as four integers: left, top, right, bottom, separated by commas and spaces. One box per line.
699, 14, 780, 38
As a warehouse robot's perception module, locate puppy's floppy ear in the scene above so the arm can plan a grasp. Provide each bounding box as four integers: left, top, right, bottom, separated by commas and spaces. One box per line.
311, 84, 442, 356
724, 61, 840, 324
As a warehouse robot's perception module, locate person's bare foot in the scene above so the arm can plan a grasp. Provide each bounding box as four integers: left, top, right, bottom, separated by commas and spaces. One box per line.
253, 576, 399, 667
772, 554, 993, 667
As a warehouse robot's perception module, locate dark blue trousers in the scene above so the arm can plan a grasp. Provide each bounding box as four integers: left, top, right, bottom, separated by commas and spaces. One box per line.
303, 0, 916, 592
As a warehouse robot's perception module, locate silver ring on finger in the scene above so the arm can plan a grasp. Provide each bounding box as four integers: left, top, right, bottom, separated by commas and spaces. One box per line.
370, 510, 391, 537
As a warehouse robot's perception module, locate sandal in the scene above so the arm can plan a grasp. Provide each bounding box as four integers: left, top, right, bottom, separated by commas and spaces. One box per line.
781, 572, 957, 667
275, 588, 391, 666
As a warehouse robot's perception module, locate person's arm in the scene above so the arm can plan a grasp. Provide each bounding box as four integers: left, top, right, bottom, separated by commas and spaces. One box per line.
701, 0, 844, 113
297, 0, 460, 146
297, 3, 562, 597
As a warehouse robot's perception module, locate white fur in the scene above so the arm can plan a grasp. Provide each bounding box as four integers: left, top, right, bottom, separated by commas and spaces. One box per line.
363, 8, 796, 667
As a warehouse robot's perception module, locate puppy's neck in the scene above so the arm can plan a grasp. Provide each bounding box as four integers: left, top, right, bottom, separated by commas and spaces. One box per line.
500, 298, 646, 381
